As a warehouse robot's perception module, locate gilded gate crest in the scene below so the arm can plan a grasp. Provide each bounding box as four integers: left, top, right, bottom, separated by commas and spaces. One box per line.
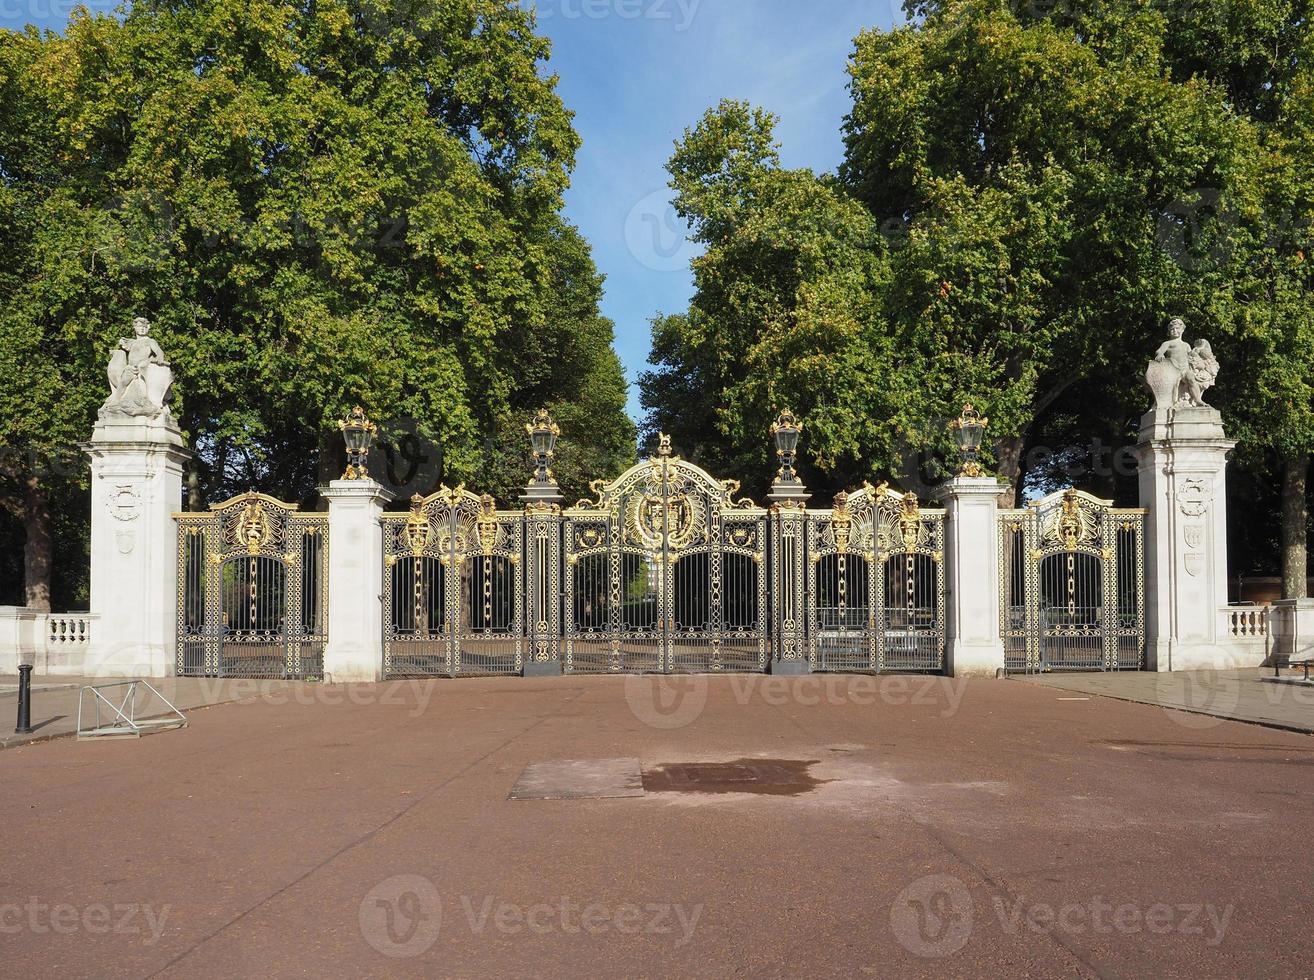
1040, 489, 1101, 552
626, 488, 703, 553
402, 494, 433, 556
238, 499, 271, 555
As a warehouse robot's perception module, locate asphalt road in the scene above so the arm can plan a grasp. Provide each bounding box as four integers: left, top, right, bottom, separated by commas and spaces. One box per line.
2, 673, 1310, 978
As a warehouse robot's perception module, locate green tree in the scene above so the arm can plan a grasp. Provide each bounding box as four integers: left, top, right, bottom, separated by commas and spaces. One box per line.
646, 8, 1265, 512
641, 101, 905, 497
0, 0, 634, 607
905, 2, 1314, 596
843, 1, 1263, 505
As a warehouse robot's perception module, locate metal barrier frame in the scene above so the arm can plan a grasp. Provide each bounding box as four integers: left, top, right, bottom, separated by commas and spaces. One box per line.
77, 680, 187, 739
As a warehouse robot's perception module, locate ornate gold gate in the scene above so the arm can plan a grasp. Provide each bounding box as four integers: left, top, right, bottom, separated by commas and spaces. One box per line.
382, 487, 524, 676
806, 484, 946, 672
563, 437, 768, 673
1000, 489, 1146, 673
176, 493, 328, 678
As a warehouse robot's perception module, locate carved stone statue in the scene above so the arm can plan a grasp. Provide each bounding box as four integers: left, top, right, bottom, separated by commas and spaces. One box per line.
1145, 317, 1219, 412
99, 317, 174, 421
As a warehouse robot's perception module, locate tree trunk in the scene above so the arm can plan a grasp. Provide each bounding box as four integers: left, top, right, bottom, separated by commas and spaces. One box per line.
23, 474, 52, 612
1281, 453, 1309, 600
187, 464, 204, 512
995, 434, 1025, 508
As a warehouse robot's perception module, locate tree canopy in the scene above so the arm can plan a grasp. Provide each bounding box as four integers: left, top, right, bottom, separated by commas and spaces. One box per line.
642, 1, 1313, 590
645, 4, 1269, 496
0, 0, 635, 608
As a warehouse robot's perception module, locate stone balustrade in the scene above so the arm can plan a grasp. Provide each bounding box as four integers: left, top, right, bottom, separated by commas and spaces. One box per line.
1222, 606, 1268, 638
0, 608, 94, 675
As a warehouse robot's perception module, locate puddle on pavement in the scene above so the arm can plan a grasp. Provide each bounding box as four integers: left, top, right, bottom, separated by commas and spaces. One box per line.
641, 758, 828, 796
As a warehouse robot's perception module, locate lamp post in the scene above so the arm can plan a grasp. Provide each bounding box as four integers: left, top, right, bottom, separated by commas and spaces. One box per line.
949, 403, 988, 478
767, 409, 809, 504
339, 406, 378, 481
522, 409, 563, 505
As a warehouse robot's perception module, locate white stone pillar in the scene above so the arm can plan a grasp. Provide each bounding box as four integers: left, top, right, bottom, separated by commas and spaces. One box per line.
83, 417, 190, 677
934, 477, 1008, 676
322, 480, 393, 683
1135, 406, 1236, 671
0, 607, 40, 674
1271, 599, 1314, 662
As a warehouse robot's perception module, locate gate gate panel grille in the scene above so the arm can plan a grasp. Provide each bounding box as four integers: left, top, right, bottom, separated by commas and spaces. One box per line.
806, 484, 945, 673
383, 487, 523, 677
176, 493, 327, 679
564, 440, 767, 673
1000, 489, 1146, 673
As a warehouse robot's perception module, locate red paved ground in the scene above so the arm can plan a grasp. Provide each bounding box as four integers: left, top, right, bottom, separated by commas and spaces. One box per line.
2, 673, 1311, 978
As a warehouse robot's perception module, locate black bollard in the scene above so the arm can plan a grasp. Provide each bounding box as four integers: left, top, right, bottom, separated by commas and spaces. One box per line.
14, 663, 33, 735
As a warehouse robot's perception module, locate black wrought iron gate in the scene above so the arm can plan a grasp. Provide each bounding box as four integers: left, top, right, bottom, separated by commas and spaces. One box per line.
176, 493, 328, 679
805, 485, 946, 672
382, 488, 524, 676
1000, 489, 1146, 673
563, 437, 768, 673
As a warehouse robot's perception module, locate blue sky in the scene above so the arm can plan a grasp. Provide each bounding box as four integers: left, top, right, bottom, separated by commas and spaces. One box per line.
534, 0, 903, 418
14, 0, 904, 420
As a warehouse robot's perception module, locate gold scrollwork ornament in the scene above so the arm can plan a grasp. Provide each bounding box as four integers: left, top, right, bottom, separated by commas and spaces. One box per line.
238, 498, 271, 556
476, 494, 500, 555
831, 491, 853, 554
402, 494, 432, 556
